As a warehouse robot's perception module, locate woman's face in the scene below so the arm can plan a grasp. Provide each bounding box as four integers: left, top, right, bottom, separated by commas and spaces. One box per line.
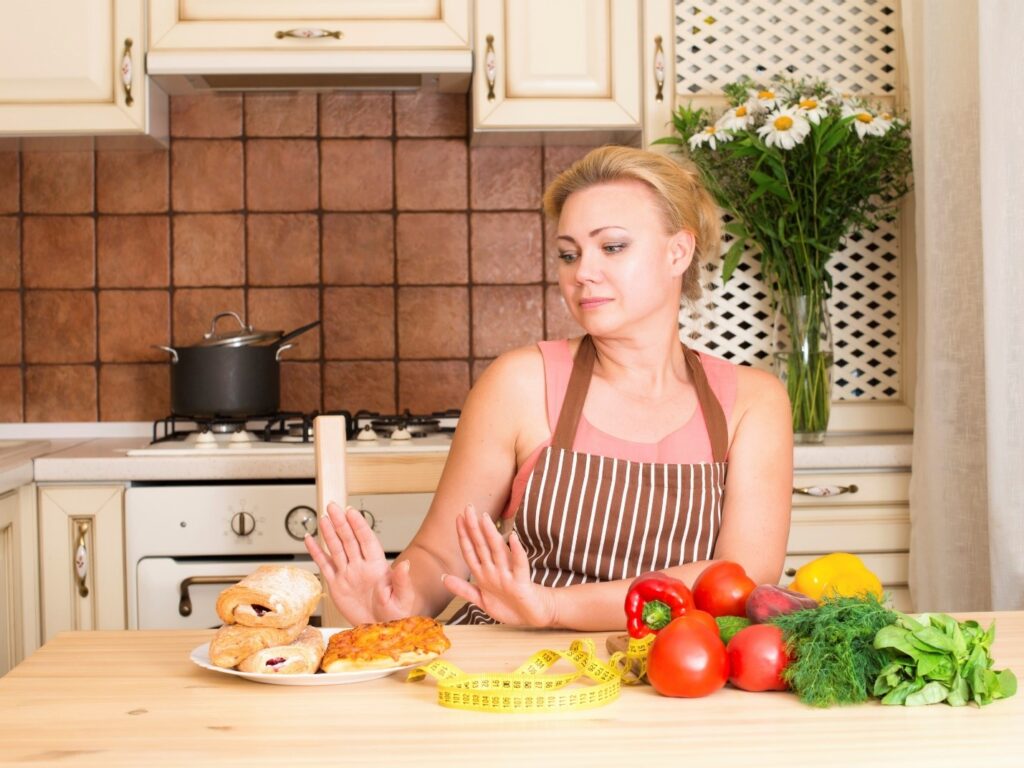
555, 180, 694, 337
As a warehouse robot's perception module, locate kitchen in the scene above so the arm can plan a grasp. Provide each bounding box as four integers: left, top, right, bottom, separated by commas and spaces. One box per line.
1, 0, 1022, 764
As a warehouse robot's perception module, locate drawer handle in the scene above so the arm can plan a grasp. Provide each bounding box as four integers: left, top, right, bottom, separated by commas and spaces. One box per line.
74, 521, 90, 598
653, 35, 665, 102
274, 28, 343, 40
793, 484, 859, 498
484, 34, 497, 101
119, 38, 134, 107
784, 567, 797, 577
179, 575, 247, 617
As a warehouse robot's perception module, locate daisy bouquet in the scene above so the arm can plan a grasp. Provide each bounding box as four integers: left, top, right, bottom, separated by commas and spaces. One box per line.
656, 76, 912, 438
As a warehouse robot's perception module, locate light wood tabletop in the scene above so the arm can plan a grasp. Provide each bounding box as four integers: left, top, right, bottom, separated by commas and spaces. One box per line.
1, 614, 1021, 768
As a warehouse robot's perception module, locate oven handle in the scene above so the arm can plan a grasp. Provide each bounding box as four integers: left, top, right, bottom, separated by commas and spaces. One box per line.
179, 575, 248, 617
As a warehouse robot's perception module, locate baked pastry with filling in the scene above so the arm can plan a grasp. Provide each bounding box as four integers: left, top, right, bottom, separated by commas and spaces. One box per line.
321, 616, 451, 672
209, 621, 306, 668
237, 625, 326, 675
216, 565, 322, 628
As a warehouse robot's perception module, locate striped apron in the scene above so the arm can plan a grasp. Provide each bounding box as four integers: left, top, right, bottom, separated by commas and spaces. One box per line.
448, 335, 729, 625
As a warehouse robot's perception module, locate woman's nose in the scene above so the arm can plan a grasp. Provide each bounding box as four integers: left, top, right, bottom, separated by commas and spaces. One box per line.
574, 249, 602, 283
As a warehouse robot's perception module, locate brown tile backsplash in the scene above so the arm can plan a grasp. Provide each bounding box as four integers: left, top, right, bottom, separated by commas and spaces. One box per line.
0, 93, 598, 421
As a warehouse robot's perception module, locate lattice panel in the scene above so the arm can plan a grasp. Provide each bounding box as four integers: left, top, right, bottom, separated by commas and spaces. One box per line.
675, 0, 900, 96
680, 219, 902, 401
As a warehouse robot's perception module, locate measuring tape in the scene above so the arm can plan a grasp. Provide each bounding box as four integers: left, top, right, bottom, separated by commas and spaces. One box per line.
407, 635, 654, 713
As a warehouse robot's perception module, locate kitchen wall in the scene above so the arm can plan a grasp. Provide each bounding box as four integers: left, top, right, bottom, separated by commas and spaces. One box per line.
0, 91, 595, 422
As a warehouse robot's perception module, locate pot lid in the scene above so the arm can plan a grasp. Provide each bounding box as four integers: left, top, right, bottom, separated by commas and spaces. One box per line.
198, 311, 282, 348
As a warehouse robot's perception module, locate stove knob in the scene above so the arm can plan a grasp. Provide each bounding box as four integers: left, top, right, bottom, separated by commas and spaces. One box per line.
231, 511, 256, 537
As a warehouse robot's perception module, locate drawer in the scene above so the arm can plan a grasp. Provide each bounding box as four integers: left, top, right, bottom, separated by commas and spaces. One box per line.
787, 505, 909, 554
783, 552, 908, 585
792, 472, 910, 506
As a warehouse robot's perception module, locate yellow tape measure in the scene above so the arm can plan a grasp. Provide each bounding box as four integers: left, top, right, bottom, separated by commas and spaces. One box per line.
407, 635, 654, 713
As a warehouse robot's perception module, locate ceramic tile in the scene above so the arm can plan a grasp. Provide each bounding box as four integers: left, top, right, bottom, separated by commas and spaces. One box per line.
247, 287, 321, 360
280, 361, 322, 413
171, 140, 244, 212
97, 216, 170, 288
99, 364, 169, 421
170, 94, 243, 138
545, 284, 582, 340
0, 367, 22, 421
244, 93, 317, 137
22, 151, 93, 214
321, 140, 393, 211
543, 145, 600, 188
22, 216, 95, 289
23, 290, 96, 364
172, 288, 246, 346
25, 365, 97, 421
96, 149, 169, 213
172, 214, 245, 287
98, 290, 170, 362
397, 286, 469, 359
323, 287, 394, 359
472, 285, 544, 358
395, 140, 466, 210
396, 89, 467, 137
470, 146, 542, 210
247, 214, 319, 286
0, 217, 19, 289
472, 358, 494, 385
544, 215, 563, 282
319, 93, 393, 137
245, 139, 319, 211
0, 292, 21, 365
397, 360, 469, 413
324, 361, 395, 413
470, 212, 543, 283
396, 213, 468, 284
322, 213, 394, 285
0, 152, 19, 213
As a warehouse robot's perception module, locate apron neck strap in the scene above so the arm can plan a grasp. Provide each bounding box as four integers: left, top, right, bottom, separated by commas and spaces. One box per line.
550, 334, 730, 463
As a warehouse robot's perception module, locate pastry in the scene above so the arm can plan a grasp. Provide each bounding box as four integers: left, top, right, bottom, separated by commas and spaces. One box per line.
321, 616, 451, 672
215, 565, 322, 628
237, 625, 326, 675
209, 621, 306, 669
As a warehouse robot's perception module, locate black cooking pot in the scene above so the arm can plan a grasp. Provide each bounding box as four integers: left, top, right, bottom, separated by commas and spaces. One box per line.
156, 313, 320, 418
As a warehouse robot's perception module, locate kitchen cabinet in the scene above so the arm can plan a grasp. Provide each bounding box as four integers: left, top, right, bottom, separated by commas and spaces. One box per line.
472, 0, 674, 145
0, 486, 39, 676
785, 470, 911, 611
38, 485, 126, 643
146, 0, 472, 93
0, 0, 167, 141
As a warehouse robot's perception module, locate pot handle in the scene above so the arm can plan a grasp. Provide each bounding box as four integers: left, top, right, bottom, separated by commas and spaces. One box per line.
154, 345, 179, 363
275, 343, 295, 361
205, 311, 250, 340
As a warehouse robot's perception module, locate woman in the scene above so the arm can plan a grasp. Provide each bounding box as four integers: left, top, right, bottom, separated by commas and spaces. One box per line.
306, 146, 793, 630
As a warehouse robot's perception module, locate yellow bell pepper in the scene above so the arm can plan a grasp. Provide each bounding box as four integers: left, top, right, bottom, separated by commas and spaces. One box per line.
788, 552, 884, 601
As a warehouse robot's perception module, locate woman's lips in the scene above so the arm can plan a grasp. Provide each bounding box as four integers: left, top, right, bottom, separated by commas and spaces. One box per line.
579, 297, 613, 310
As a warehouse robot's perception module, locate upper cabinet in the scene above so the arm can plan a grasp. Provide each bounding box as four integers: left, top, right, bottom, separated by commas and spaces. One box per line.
0, 0, 166, 141
472, 0, 674, 145
146, 0, 473, 93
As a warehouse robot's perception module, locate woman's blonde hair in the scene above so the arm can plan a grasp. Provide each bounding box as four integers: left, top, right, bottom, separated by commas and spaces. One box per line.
542, 146, 720, 300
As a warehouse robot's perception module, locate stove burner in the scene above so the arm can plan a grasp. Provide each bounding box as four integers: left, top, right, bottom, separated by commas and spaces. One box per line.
208, 420, 246, 434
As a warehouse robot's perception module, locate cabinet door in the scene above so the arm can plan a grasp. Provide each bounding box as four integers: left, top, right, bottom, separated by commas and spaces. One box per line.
0, 486, 38, 676
39, 486, 126, 643
473, 0, 641, 137
0, 0, 161, 137
642, 0, 675, 146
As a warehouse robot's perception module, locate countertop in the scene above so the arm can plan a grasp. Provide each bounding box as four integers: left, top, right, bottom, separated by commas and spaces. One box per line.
0, 439, 50, 495
0, 615, 1020, 767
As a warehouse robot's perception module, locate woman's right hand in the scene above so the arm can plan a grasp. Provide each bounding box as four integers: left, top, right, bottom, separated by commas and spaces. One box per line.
304, 503, 416, 625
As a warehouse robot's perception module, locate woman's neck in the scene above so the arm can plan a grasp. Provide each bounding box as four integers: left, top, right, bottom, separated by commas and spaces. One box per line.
589, 325, 688, 399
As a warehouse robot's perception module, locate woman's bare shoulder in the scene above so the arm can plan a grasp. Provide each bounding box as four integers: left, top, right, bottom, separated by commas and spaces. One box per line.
463, 342, 547, 416
733, 363, 790, 410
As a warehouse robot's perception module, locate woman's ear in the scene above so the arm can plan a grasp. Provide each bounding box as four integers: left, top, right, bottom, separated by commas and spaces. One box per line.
668, 230, 696, 278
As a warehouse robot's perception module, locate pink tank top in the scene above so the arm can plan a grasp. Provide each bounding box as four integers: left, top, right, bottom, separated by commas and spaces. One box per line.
502, 339, 738, 518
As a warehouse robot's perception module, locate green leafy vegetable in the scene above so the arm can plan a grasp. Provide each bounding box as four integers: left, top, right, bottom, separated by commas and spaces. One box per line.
873, 612, 1018, 707
769, 593, 898, 707
715, 615, 751, 644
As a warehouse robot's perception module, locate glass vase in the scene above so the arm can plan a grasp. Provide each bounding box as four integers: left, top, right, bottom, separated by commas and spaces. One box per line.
770, 290, 834, 444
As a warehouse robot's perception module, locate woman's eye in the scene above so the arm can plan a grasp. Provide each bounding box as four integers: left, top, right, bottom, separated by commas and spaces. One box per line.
558, 251, 579, 263
603, 242, 626, 254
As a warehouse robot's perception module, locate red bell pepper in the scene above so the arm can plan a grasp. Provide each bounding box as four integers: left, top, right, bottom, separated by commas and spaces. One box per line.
624, 572, 696, 638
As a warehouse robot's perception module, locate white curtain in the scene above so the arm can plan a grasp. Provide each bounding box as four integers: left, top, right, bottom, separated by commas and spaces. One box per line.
903, 0, 1024, 611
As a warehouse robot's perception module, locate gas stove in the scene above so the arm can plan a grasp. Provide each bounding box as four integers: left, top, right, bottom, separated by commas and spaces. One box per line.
125, 410, 459, 456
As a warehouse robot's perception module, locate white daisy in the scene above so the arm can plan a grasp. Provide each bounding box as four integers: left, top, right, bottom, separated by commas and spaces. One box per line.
756, 108, 811, 150
842, 103, 887, 138
747, 88, 780, 112
795, 96, 828, 124
716, 103, 754, 131
688, 125, 734, 151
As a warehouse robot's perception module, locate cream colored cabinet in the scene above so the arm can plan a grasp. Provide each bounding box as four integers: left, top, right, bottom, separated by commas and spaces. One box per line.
147, 0, 472, 92
0, 486, 39, 676
0, 0, 166, 140
38, 485, 126, 643
472, 0, 674, 144
784, 470, 912, 611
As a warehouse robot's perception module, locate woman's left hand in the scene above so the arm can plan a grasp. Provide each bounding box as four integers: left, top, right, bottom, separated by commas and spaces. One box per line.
442, 505, 558, 628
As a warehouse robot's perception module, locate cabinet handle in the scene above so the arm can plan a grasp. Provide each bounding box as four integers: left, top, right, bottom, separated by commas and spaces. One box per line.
74, 521, 90, 598
784, 567, 797, 577
274, 28, 343, 40
179, 575, 248, 617
484, 34, 497, 101
792, 484, 859, 497
119, 38, 134, 107
653, 35, 665, 102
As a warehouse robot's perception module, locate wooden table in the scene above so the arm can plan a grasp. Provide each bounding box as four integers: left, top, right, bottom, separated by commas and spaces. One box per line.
1, 614, 1022, 767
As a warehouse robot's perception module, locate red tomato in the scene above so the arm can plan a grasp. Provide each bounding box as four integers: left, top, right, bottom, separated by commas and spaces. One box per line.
726, 624, 790, 692
692, 561, 757, 617
646, 616, 729, 698
684, 609, 721, 639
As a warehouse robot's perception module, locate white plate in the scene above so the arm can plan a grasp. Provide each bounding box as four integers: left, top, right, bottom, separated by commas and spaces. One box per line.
189, 627, 423, 686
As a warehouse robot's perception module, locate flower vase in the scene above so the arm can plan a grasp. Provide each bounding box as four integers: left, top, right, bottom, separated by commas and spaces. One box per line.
770, 291, 834, 443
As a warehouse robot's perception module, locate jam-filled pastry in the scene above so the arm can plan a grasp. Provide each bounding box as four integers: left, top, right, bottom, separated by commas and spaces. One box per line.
237, 625, 326, 675
209, 621, 306, 669
215, 565, 322, 628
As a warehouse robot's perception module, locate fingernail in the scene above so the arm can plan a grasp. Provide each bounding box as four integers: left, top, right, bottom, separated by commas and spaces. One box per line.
440, 573, 448, 583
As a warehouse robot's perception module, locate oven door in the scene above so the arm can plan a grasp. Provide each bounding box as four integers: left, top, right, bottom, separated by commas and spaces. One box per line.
135, 556, 321, 630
